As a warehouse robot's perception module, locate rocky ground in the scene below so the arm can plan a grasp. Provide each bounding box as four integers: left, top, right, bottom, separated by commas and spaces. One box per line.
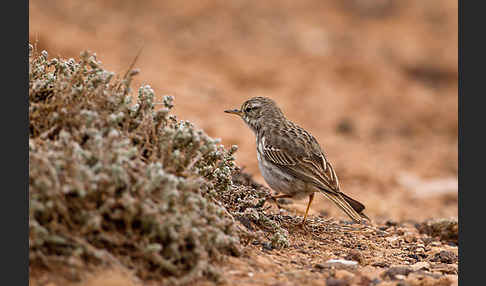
29, 0, 458, 285
31, 191, 459, 286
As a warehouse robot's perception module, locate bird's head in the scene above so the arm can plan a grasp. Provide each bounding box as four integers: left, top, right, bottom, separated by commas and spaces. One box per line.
224, 97, 283, 132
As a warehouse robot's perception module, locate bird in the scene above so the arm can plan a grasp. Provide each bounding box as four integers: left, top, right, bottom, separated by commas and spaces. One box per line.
224, 97, 369, 226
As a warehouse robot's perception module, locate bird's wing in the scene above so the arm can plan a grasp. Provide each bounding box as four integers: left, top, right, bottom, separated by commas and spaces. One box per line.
260, 127, 341, 196
260, 126, 366, 223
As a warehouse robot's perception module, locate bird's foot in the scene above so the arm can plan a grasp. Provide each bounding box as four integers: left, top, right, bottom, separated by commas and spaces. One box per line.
299, 219, 311, 233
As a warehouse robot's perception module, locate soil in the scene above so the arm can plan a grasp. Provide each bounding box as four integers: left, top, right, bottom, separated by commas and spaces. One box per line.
29, 1, 458, 285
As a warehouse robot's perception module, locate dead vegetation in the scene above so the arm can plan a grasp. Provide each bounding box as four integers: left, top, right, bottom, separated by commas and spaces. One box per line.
29, 47, 242, 284
29, 47, 318, 285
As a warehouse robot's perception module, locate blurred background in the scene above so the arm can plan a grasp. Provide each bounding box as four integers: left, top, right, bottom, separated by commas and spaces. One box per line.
30, 0, 457, 222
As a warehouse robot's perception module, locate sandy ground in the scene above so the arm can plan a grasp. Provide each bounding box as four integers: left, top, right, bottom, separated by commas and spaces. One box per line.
29, 0, 457, 285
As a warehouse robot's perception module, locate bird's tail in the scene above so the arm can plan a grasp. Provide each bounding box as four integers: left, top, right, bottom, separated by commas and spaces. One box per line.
320, 190, 370, 223
341, 192, 371, 221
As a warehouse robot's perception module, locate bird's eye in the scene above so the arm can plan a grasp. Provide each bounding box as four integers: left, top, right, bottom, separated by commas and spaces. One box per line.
245, 106, 255, 113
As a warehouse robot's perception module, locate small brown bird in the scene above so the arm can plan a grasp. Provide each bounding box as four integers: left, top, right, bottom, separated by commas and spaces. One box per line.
225, 97, 369, 225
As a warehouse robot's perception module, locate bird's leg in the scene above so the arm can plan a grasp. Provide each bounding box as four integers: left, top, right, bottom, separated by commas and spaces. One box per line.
272, 194, 293, 200
301, 193, 315, 228
268, 194, 293, 209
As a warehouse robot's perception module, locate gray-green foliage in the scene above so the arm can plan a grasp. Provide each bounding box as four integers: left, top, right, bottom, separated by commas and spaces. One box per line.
29, 45, 293, 284
29, 46, 240, 283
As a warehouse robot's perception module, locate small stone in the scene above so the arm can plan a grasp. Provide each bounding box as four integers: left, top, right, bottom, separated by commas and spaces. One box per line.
410, 261, 430, 271
431, 263, 458, 274
262, 242, 273, 251
431, 250, 457, 264
407, 254, 419, 261
236, 215, 254, 231
394, 274, 406, 280
345, 249, 364, 264
372, 261, 390, 268
396, 228, 405, 235
325, 259, 359, 269
430, 241, 441, 247
314, 263, 326, 270
335, 269, 355, 280
326, 277, 349, 286
385, 220, 398, 227
382, 266, 413, 280
375, 230, 388, 236
386, 236, 401, 247
404, 232, 416, 243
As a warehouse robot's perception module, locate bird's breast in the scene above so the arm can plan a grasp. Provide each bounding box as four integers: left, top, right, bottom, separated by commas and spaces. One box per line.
256, 149, 310, 198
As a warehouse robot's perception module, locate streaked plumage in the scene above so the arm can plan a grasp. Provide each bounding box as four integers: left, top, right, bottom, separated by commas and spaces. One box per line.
225, 97, 368, 224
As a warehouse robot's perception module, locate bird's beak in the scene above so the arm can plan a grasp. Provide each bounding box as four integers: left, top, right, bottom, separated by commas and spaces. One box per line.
224, 108, 243, 116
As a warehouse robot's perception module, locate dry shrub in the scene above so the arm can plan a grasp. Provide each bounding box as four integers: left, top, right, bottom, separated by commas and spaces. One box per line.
29, 45, 240, 284
28, 44, 292, 284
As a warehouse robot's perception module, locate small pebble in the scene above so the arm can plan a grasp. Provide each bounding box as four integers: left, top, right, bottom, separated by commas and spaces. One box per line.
431, 250, 457, 264
335, 269, 355, 280
382, 266, 413, 280
262, 242, 273, 251
394, 274, 406, 280
410, 261, 430, 271
314, 263, 325, 270
372, 261, 389, 268
404, 232, 416, 243
345, 249, 364, 264
326, 277, 349, 286
326, 259, 358, 266
325, 259, 359, 270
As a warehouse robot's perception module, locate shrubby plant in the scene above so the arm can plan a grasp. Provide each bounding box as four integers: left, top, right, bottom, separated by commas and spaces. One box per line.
29, 45, 289, 284
29, 46, 241, 283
